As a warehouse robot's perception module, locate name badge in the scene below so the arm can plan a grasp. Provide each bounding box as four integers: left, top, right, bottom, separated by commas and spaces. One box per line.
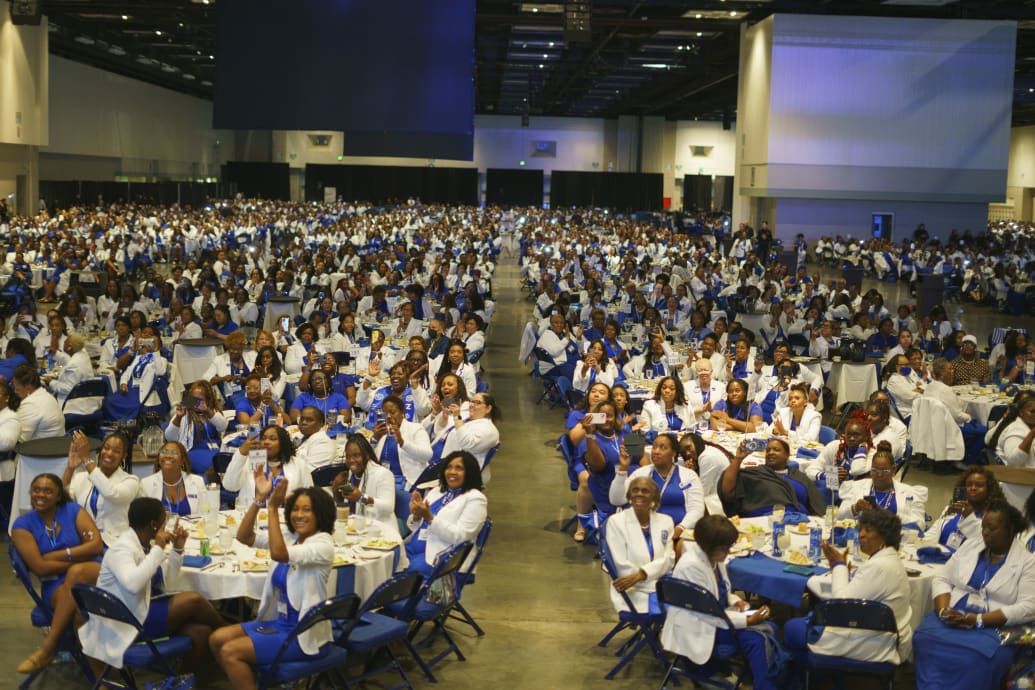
276, 599, 288, 617
947, 530, 966, 550
417, 529, 428, 542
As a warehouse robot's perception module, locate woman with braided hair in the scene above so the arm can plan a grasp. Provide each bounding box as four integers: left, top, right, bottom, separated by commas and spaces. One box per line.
804, 408, 873, 488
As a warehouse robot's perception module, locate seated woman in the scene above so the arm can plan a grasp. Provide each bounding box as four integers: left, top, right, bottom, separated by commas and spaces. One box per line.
988, 393, 1035, 507
885, 352, 924, 422
140, 441, 207, 517
604, 476, 675, 614
358, 360, 428, 431
771, 383, 821, 443
929, 466, 1005, 551
204, 331, 255, 407
13, 473, 104, 674
720, 438, 826, 517
678, 433, 731, 516
211, 479, 337, 689
440, 392, 501, 484
661, 515, 783, 690
836, 442, 927, 532
223, 425, 312, 505
290, 369, 351, 426
252, 345, 287, 403
104, 335, 168, 420
235, 373, 288, 429
805, 412, 872, 486
866, 399, 908, 462
422, 372, 472, 442
405, 450, 487, 578
578, 399, 629, 521
373, 394, 433, 488
81, 497, 224, 673
430, 340, 478, 401
610, 433, 704, 546
710, 378, 763, 433
611, 384, 646, 436
45, 334, 93, 411
330, 433, 400, 540
62, 430, 139, 547
165, 380, 229, 453
785, 510, 913, 667
914, 500, 1035, 690
573, 339, 620, 393
639, 376, 695, 436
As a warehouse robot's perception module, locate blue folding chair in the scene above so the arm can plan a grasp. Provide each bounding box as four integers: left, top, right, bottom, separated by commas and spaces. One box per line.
656, 575, 750, 689
187, 448, 216, 476
210, 451, 236, 508
72, 584, 192, 690
254, 594, 359, 690
62, 378, 109, 438
449, 517, 492, 636
597, 521, 667, 680
340, 572, 424, 690
407, 460, 444, 493
311, 463, 347, 488
384, 541, 475, 682
805, 599, 899, 690
9, 544, 95, 690
818, 425, 837, 445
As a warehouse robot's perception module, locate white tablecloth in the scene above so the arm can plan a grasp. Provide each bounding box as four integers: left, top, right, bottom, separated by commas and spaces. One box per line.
828, 361, 879, 405
263, 299, 301, 333
171, 341, 222, 398
956, 387, 1012, 426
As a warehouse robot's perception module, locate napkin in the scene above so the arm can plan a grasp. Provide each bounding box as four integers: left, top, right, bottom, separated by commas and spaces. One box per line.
917, 546, 951, 564
181, 555, 213, 568
795, 447, 820, 459
226, 434, 247, 448
781, 511, 810, 526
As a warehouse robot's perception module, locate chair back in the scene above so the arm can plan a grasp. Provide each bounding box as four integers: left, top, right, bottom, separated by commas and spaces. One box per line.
656, 575, 735, 631
285, 594, 359, 640
533, 347, 554, 365
61, 378, 109, 412
458, 517, 492, 580
818, 425, 837, 445
428, 541, 474, 582
311, 463, 347, 488
330, 351, 351, 367
811, 598, 897, 635
359, 571, 425, 615
8, 543, 51, 617
408, 460, 444, 492
483, 443, 500, 469
988, 404, 1008, 425
212, 451, 234, 476
187, 448, 217, 475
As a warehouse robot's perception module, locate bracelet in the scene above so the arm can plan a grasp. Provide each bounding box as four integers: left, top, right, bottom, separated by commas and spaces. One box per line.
66, 547, 72, 562
173, 547, 184, 554
253, 499, 264, 508
975, 614, 984, 629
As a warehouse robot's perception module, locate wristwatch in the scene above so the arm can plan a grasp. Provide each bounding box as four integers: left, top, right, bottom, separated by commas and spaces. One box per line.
975, 614, 984, 629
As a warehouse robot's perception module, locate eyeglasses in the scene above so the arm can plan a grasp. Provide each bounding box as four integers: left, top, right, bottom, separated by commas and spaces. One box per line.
870, 468, 892, 475
469, 399, 485, 406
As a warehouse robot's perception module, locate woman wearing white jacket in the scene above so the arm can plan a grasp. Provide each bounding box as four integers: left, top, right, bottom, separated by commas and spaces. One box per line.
330, 434, 402, 542
660, 515, 782, 690
80, 497, 224, 671
440, 392, 500, 484
639, 376, 695, 435
223, 426, 312, 506
836, 443, 927, 530
373, 394, 433, 488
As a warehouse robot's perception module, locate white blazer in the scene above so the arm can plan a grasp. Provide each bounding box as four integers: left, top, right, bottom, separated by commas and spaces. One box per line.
80, 530, 183, 668
772, 405, 822, 443
572, 360, 619, 392
603, 508, 675, 614
806, 547, 914, 663
68, 467, 141, 547
428, 357, 478, 398
139, 472, 207, 515
660, 541, 747, 664
405, 487, 487, 570
374, 420, 433, 487
253, 530, 334, 656
349, 461, 399, 531
836, 478, 927, 528
48, 350, 96, 411
440, 418, 500, 484
871, 418, 908, 461
933, 536, 1035, 625
639, 399, 696, 434
222, 453, 313, 504
608, 465, 704, 532
295, 430, 340, 471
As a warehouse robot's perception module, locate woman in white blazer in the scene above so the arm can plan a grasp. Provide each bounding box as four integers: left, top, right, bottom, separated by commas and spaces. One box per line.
406, 451, 487, 578
659, 515, 782, 690
572, 340, 620, 393
771, 384, 821, 443
45, 335, 94, 412
609, 433, 703, 545
373, 394, 433, 488
62, 430, 140, 547
212, 479, 337, 685
928, 466, 1005, 551
223, 426, 312, 506
440, 392, 500, 485
330, 434, 401, 541
429, 341, 478, 400
139, 441, 208, 517
915, 500, 1035, 690
81, 497, 224, 671
785, 509, 913, 667
603, 477, 676, 614
836, 443, 927, 530
639, 376, 696, 436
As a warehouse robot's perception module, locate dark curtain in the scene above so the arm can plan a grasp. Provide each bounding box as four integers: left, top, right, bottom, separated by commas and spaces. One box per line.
485, 168, 544, 207
305, 165, 477, 205
222, 162, 291, 200
550, 172, 663, 211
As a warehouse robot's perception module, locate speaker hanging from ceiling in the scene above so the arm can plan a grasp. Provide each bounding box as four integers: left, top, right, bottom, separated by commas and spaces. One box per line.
9, 0, 42, 26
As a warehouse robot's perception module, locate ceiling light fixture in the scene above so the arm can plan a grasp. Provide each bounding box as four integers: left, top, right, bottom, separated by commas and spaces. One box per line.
121, 14, 128, 20
155, 30, 162, 36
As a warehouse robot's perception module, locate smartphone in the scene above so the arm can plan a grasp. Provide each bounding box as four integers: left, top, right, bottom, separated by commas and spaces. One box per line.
742, 609, 761, 617
743, 437, 769, 453
181, 393, 201, 409
442, 397, 459, 409
280, 316, 291, 331
260, 377, 272, 394
585, 412, 607, 424
138, 338, 155, 349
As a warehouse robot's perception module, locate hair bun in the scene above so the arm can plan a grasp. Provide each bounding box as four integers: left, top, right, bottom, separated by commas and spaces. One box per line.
876, 440, 893, 453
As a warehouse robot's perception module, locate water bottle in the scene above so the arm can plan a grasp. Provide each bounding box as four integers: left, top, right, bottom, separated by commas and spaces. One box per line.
772, 522, 786, 558
46, 350, 54, 372
809, 526, 823, 564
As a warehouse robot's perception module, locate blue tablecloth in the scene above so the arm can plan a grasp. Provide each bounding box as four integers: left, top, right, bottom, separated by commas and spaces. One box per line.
727, 551, 828, 608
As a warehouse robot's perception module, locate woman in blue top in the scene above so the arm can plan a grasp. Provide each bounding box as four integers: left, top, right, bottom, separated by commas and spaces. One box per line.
930, 466, 1004, 551
710, 378, 763, 433
291, 369, 351, 426
578, 400, 628, 518
13, 473, 104, 675
211, 478, 336, 688
0, 337, 33, 383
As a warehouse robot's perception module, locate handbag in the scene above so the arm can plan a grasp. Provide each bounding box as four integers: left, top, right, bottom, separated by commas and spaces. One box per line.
426, 571, 457, 608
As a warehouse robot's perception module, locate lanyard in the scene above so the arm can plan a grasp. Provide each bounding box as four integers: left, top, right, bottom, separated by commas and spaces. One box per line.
653, 468, 675, 501
642, 524, 654, 559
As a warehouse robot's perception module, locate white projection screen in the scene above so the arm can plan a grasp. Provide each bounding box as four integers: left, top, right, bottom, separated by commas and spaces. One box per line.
761, 15, 1016, 201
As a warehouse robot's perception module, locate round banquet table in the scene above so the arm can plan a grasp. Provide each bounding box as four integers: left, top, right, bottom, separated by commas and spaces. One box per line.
954, 384, 1023, 426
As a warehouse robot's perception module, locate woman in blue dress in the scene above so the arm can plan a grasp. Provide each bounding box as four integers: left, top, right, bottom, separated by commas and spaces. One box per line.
210, 477, 336, 689
710, 378, 763, 433
578, 399, 628, 520
290, 369, 351, 426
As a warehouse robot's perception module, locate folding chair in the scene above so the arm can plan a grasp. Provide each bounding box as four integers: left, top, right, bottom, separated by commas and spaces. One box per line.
806, 599, 899, 690
818, 425, 837, 445
340, 572, 424, 690
533, 347, 564, 408
407, 460, 444, 493
62, 378, 109, 438
72, 584, 193, 690
187, 448, 216, 476
210, 451, 236, 508
254, 594, 359, 690
449, 517, 492, 636
8, 544, 95, 690
384, 542, 475, 682
311, 463, 347, 488
656, 575, 750, 690
597, 522, 667, 680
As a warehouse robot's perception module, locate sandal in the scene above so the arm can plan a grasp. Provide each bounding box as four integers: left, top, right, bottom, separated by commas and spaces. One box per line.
17, 647, 55, 674
573, 526, 586, 543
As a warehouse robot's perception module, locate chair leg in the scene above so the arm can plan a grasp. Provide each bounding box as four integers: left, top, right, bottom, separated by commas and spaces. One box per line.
448, 601, 485, 636
402, 636, 437, 683
605, 633, 649, 680
598, 620, 631, 647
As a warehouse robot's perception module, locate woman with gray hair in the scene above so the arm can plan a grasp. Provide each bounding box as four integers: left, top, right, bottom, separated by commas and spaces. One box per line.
46, 334, 95, 413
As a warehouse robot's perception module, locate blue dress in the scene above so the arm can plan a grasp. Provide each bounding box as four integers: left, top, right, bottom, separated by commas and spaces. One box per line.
577, 432, 624, 515
242, 561, 328, 662
12, 502, 92, 604
653, 468, 687, 527
291, 391, 351, 420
